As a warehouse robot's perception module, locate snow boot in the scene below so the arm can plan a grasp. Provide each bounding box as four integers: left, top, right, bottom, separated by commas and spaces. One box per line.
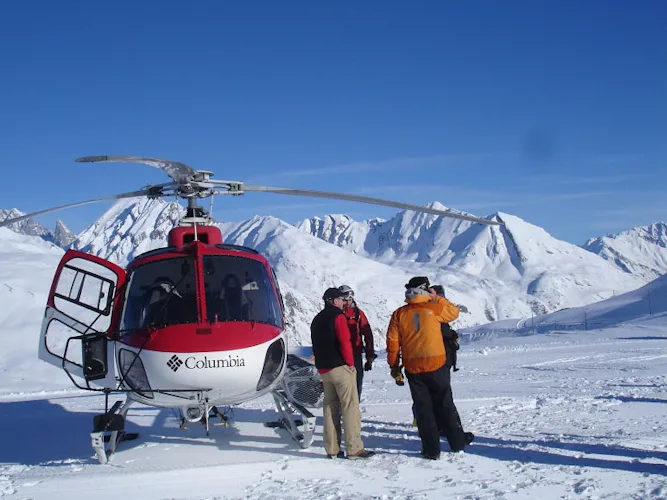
347, 449, 376, 460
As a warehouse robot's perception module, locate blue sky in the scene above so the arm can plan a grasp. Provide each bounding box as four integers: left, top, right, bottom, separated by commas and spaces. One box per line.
1, 1, 665, 244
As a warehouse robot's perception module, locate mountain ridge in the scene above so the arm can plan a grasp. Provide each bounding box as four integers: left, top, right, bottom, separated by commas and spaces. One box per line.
2, 200, 665, 347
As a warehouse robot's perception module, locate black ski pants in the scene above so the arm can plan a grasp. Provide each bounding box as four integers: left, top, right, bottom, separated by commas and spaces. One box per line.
353, 351, 364, 399
407, 364, 466, 455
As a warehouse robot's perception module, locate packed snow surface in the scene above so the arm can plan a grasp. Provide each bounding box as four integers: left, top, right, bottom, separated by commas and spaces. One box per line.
0, 316, 666, 499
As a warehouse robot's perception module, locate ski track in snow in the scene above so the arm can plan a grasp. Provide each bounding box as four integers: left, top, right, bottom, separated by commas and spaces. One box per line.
2, 327, 667, 499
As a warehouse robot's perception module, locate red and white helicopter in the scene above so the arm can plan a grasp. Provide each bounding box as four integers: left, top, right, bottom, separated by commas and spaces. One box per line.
0, 155, 499, 463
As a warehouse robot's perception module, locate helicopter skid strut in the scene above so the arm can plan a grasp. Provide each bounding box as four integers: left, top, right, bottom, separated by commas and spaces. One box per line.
91, 396, 137, 465
266, 389, 316, 449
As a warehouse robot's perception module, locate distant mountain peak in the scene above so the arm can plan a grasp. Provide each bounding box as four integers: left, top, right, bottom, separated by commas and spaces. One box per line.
0, 208, 61, 247
53, 220, 76, 248
425, 201, 450, 211
583, 222, 667, 280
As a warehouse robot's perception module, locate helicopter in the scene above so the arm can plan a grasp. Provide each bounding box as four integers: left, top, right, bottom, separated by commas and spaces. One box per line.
0, 155, 500, 464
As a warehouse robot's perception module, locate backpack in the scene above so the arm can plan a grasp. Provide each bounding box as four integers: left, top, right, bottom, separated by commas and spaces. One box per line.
441, 323, 460, 372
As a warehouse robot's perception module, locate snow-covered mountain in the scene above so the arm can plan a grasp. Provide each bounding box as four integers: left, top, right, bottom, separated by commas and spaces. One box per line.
583, 222, 667, 281
71, 198, 185, 262
0, 208, 75, 249
3, 198, 659, 349
298, 203, 646, 320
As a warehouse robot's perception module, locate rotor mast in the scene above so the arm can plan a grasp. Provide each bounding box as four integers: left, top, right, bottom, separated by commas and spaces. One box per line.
179, 197, 212, 227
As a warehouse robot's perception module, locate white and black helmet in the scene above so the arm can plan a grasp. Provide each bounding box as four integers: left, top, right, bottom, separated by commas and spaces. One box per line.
338, 284, 354, 299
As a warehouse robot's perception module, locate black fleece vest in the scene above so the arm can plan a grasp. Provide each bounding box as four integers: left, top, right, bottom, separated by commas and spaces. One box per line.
311, 304, 346, 370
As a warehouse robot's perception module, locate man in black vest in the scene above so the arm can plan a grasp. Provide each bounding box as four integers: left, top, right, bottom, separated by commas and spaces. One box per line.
311, 287, 375, 460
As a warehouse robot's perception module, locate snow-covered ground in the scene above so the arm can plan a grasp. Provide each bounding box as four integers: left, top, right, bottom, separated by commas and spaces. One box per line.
1, 314, 666, 499
1, 225, 666, 499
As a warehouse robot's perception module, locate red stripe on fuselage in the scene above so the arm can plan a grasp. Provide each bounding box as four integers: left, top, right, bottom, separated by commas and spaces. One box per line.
119, 322, 281, 352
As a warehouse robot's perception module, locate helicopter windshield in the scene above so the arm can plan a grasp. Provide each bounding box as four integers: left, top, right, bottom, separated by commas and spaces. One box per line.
203, 255, 283, 328
120, 257, 198, 332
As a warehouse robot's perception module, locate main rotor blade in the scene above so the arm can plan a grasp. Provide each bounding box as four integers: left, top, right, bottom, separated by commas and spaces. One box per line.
0, 188, 158, 228
76, 155, 197, 184
241, 185, 500, 225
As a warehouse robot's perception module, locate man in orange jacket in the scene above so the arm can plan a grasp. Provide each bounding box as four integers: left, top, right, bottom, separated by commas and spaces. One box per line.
386, 276, 470, 459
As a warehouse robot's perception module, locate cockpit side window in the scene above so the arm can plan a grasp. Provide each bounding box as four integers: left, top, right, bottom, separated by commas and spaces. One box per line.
203, 255, 283, 328
120, 257, 197, 333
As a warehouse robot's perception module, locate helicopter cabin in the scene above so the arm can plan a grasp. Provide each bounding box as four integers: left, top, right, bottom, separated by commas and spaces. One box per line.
116, 225, 285, 350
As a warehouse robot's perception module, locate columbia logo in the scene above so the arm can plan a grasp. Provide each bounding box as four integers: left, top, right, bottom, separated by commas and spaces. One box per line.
167, 355, 183, 372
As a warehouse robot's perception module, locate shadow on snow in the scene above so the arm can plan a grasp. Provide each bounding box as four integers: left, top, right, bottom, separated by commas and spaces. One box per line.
468, 435, 667, 475
0, 397, 323, 466
1, 399, 665, 476
0, 398, 99, 466
595, 395, 667, 405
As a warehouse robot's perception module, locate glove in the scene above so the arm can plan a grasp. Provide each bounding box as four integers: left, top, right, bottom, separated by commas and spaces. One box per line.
390, 365, 405, 386
364, 354, 377, 372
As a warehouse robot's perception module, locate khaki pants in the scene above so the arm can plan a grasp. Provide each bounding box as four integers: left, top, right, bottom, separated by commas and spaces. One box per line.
320, 365, 364, 456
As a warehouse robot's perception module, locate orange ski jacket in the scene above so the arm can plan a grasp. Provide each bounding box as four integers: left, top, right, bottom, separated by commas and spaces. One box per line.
386, 294, 459, 374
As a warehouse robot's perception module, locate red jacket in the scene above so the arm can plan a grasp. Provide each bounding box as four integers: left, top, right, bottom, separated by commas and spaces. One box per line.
343, 304, 376, 360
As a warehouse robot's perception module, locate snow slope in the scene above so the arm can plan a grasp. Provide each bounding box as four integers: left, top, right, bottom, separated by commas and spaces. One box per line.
0, 228, 67, 392
463, 272, 667, 340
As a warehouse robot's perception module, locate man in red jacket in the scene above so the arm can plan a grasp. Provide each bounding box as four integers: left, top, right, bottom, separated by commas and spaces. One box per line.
311, 287, 375, 460
338, 285, 377, 400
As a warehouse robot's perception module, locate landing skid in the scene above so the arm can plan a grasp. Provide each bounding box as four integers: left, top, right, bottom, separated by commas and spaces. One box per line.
266, 389, 316, 449
91, 397, 135, 464
103, 432, 139, 443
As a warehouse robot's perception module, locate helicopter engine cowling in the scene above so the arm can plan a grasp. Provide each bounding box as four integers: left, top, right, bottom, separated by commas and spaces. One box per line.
168, 225, 222, 247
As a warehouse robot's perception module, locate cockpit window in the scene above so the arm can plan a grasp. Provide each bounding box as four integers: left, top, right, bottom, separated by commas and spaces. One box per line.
203, 255, 283, 328
121, 257, 197, 332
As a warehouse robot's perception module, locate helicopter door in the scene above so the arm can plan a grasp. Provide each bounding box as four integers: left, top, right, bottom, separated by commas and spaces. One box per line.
39, 250, 126, 387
